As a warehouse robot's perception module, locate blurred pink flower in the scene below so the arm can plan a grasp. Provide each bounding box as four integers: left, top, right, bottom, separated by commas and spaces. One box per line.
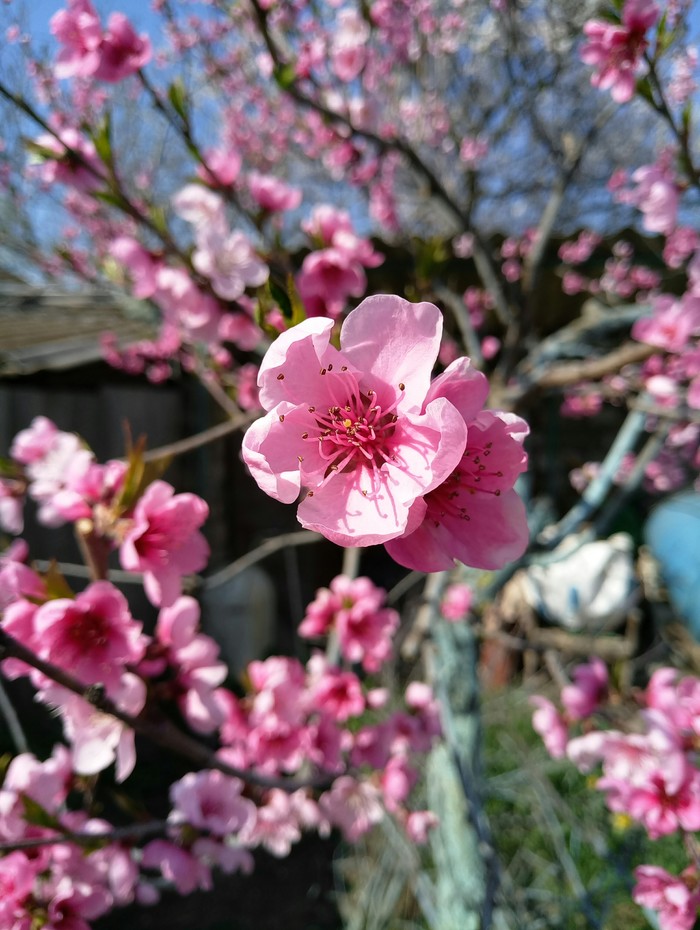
561, 657, 608, 720
580, 0, 659, 103
633, 866, 700, 930
530, 696, 568, 759
119, 481, 209, 606
247, 172, 302, 212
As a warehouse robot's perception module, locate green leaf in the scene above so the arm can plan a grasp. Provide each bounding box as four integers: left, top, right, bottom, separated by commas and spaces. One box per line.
92, 112, 113, 166
285, 273, 307, 327
0, 456, 19, 477
41, 561, 75, 601
114, 436, 171, 515
147, 205, 169, 237
24, 140, 62, 163
269, 278, 293, 319
21, 794, 61, 830
274, 64, 296, 90
167, 78, 189, 124
93, 189, 127, 209
254, 285, 285, 339
634, 77, 655, 106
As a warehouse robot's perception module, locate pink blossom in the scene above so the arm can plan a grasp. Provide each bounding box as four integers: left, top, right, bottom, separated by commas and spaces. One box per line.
459, 135, 489, 168
334, 589, 399, 673
197, 147, 242, 188
0, 541, 45, 611
155, 596, 228, 733
481, 335, 501, 359
30, 129, 105, 192
169, 770, 254, 836
530, 696, 568, 759
331, 10, 370, 82
0, 851, 36, 927
664, 226, 699, 269
242, 296, 468, 547
302, 204, 354, 245
234, 363, 262, 411
307, 656, 365, 721
119, 480, 209, 607
631, 160, 679, 235
633, 866, 700, 930
580, 0, 659, 103
141, 840, 212, 894
0, 479, 24, 535
11, 416, 58, 464
406, 809, 438, 844
668, 46, 698, 105
385, 360, 529, 572
560, 657, 608, 720
247, 172, 302, 212
109, 237, 159, 298
24, 429, 94, 528
440, 582, 473, 621
50, 0, 102, 80
51, 0, 150, 82
94, 13, 151, 81
33, 582, 145, 690
238, 789, 303, 857
45, 879, 111, 930
558, 231, 601, 264
172, 184, 226, 230
44, 674, 146, 781
3, 744, 72, 813
296, 247, 367, 318
319, 776, 384, 841
153, 267, 223, 343
632, 295, 697, 353
381, 754, 417, 812
192, 228, 269, 301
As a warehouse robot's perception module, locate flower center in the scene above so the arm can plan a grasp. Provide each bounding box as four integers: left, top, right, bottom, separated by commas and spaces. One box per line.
67, 604, 110, 652
425, 438, 504, 527
303, 372, 404, 486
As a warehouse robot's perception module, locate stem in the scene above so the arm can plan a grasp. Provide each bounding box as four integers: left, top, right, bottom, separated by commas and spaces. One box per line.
142, 411, 256, 463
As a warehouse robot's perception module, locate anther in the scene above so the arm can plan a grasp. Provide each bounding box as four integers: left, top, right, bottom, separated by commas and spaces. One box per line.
308, 406, 316, 413
399, 382, 405, 390
297, 455, 303, 463
327, 363, 333, 371
320, 368, 326, 375
302, 432, 308, 439
277, 373, 285, 380
279, 414, 285, 422
341, 365, 348, 371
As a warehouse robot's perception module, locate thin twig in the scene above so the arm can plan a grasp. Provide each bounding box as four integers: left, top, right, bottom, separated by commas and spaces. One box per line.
0, 819, 169, 853
142, 412, 256, 463
203, 530, 322, 589
0, 674, 28, 754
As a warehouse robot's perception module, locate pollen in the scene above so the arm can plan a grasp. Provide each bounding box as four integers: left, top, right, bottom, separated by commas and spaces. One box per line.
343, 418, 353, 428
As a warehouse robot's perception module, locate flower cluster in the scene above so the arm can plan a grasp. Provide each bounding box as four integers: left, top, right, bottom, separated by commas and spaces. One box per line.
51, 0, 151, 83
0, 417, 209, 608
297, 205, 384, 319
580, 0, 660, 103
242, 295, 529, 571
299, 574, 399, 671
532, 662, 700, 930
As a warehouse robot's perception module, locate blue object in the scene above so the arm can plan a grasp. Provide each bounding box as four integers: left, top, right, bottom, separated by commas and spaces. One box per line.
645, 491, 700, 640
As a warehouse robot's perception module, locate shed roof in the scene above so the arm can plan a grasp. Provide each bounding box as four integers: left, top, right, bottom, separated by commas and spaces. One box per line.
0, 284, 155, 376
